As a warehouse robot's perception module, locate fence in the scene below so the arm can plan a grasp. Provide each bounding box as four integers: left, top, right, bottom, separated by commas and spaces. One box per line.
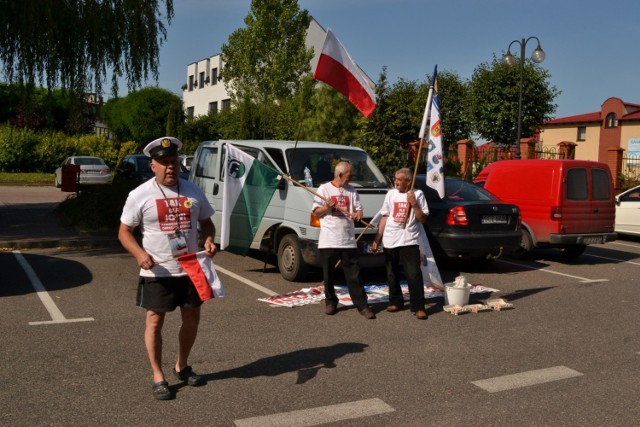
620, 153, 640, 188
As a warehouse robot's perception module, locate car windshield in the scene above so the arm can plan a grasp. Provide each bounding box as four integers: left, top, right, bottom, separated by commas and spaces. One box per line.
285, 148, 389, 188
445, 179, 495, 202
75, 157, 104, 166
137, 157, 151, 172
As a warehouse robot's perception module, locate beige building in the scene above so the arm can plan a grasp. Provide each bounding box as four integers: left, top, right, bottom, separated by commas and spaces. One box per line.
538, 97, 640, 163
182, 17, 327, 118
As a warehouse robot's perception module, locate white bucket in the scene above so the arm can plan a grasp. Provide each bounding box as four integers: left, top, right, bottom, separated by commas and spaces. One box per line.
444, 283, 471, 306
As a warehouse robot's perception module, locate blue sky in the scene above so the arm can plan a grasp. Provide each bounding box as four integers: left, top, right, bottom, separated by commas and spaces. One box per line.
149, 0, 640, 118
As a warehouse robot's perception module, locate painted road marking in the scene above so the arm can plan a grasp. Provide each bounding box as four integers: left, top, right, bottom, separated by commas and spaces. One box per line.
234, 398, 395, 427
216, 265, 278, 296
584, 253, 640, 266
472, 366, 583, 393
13, 251, 94, 325
497, 259, 608, 283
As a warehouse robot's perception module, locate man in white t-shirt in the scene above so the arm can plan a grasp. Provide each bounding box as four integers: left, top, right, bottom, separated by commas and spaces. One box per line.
372, 168, 429, 320
119, 136, 217, 400
312, 161, 375, 319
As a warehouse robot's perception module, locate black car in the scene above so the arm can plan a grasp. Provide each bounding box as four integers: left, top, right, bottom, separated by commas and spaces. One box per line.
117, 154, 189, 182
414, 176, 522, 262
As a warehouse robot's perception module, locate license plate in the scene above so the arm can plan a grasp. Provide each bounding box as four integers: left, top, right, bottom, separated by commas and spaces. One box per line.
582, 236, 603, 244
481, 215, 507, 224
361, 242, 374, 254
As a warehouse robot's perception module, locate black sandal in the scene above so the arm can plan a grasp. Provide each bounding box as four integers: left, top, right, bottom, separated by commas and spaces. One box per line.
152, 381, 171, 400
173, 366, 204, 387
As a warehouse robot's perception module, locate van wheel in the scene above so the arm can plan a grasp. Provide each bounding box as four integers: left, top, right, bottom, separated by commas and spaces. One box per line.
277, 234, 308, 281
561, 244, 586, 258
510, 229, 534, 259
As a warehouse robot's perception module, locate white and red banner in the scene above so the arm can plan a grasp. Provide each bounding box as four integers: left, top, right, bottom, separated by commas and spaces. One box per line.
314, 28, 377, 118
178, 251, 224, 301
258, 283, 499, 307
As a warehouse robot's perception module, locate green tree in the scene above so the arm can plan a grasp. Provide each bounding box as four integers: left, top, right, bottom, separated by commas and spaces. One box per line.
432, 70, 472, 153
298, 85, 360, 144
100, 87, 182, 145
355, 68, 407, 176
221, 0, 312, 107
466, 55, 559, 145
0, 0, 174, 97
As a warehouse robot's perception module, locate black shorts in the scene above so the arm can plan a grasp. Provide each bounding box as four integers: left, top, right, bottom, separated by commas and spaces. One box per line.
136, 275, 203, 312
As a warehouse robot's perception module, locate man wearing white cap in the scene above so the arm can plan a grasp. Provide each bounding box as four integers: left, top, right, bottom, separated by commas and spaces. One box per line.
119, 136, 217, 400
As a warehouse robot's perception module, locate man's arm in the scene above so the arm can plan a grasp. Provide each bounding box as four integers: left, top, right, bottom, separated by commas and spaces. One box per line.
198, 218, 218, 257
118, 223, 155, 270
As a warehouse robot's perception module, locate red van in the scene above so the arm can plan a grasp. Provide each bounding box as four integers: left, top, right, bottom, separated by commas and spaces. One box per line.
473, 160, 617, 258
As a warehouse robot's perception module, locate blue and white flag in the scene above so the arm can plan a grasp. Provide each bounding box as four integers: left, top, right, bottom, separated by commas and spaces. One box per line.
426, 72, 444, 198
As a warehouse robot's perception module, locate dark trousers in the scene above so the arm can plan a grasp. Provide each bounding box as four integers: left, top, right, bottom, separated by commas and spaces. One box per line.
384, 245, 425, 311
321, 248, 368, 310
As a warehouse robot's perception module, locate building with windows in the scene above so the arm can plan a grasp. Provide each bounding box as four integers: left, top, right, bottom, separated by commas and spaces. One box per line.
182, 17, 327, 118
538, 97, 640, 163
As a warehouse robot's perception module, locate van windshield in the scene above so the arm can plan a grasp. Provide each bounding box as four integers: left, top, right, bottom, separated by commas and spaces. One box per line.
286, 148, 389, 188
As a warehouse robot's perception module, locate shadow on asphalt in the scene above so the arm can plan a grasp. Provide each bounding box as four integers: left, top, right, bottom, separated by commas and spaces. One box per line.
202, 342, 368, 385
1, 252, 93, 297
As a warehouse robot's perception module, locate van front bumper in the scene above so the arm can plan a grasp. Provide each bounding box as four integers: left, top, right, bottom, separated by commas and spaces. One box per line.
299, 235, 384, 268
549, 233, 618, 245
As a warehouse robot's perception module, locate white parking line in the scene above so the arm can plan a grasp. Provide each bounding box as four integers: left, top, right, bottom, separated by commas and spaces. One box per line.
234, 398, 395, 427
497, 258, 608, 283
584, 253, 640, 266
13, 251, 94, 325
472, 366, 583, 393
610, 241, 640, 249
215, 265, 278, 296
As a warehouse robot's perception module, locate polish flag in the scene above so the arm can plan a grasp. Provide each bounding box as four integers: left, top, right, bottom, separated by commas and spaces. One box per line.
178, 251, 224, 301
314, 28, 377, 118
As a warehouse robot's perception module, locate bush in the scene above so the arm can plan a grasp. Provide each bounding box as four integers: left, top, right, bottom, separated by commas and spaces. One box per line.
0, 125, 124, 172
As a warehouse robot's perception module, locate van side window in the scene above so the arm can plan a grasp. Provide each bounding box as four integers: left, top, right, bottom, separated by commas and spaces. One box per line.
194, 147, 218, 179
566, 168, 588, 200
592, 169, 611, 200
265, 148, 287, 173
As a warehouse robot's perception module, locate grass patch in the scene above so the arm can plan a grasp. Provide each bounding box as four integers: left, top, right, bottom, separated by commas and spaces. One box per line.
0, 172, 53, 184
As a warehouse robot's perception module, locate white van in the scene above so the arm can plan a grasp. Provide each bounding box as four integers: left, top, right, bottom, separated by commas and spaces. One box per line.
190, 140, 391, 281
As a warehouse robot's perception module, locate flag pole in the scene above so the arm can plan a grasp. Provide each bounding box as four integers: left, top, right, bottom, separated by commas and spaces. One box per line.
411, 65, 437, 192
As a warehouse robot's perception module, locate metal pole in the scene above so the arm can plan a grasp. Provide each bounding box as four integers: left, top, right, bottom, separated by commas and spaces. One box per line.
515, 38, 525, 160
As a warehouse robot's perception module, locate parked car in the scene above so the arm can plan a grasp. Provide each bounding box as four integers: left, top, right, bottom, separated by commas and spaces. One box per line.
116, 154, 189, 182
474, 160, 617, 258
54, 156, 112, 187
179, 154, 194, 170
615, 184, 640, 236
414, 176, 522, 262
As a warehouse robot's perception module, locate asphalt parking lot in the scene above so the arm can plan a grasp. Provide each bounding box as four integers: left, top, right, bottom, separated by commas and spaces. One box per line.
2, 185, 640, 426
3, 237, 640, 426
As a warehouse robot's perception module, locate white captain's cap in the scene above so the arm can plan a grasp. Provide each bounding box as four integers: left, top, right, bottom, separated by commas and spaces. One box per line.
143, 136, 183, 159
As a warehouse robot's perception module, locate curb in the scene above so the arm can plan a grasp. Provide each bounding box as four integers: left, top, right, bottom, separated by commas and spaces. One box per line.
0, 236, 122, 251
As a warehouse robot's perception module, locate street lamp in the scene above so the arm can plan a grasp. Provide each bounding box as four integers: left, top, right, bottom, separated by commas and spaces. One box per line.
503, 37, 545, 159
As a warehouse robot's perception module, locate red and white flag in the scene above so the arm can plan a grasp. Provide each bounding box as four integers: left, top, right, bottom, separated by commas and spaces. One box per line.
313, 28, 377, 118
178, 251, 224, 301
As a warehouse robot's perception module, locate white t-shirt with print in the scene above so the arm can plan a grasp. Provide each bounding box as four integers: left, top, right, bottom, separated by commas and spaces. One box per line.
120, 178, 215, 277
312, 182, 363, 249
379, 188, 429, 248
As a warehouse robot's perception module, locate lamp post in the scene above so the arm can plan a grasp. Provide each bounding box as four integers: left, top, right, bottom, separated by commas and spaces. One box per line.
503, 37, 545, 159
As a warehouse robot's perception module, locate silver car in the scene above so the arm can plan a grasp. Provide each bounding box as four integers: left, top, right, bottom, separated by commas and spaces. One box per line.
54, 156, 113, 187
